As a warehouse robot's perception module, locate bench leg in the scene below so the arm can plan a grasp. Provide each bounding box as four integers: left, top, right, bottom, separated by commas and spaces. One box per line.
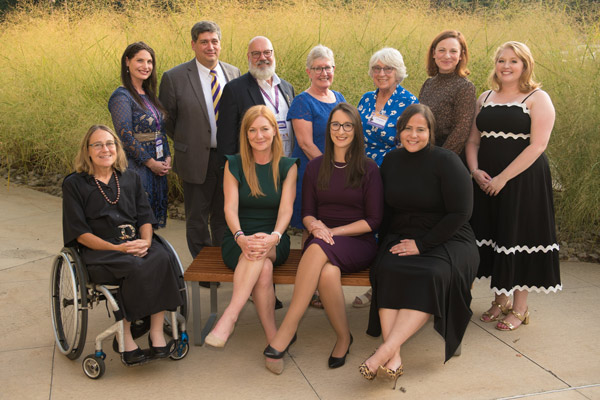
190, 282, 203, 346
199, 282, 219, 344
453, 343, 462, 357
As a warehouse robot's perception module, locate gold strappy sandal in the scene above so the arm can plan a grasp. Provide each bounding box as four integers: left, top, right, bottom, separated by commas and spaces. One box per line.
496, 309, 530, 331
480, 299, 512, 323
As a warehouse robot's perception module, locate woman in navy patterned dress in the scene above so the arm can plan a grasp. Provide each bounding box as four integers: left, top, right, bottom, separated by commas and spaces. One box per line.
466, 42, 561, 331
109, 42, 171, 227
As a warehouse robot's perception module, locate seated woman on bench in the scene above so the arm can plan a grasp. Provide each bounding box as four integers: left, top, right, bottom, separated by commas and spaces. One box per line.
264, 103, 383, 374
204, 106, 298, 348
62, 125, 182, 364
359, 104, 478, 387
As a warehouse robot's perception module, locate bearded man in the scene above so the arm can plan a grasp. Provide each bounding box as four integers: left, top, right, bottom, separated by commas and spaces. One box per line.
217, 36, 296, 157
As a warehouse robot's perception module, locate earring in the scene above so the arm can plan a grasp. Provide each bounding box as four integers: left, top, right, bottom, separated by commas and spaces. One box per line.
127, 67, 129, 74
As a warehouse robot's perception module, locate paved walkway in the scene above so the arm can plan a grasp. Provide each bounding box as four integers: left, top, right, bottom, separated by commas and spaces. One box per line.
1, 179, 599, 400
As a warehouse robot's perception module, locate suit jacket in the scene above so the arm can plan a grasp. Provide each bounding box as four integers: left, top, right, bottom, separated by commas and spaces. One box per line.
159, 59, 241, 184
217, 72, 295, 157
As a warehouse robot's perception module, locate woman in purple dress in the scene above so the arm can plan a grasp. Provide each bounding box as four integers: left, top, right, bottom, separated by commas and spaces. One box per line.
263, 103, 383, 374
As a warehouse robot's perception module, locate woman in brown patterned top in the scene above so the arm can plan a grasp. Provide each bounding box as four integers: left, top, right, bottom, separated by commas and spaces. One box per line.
419, 30, 476, 156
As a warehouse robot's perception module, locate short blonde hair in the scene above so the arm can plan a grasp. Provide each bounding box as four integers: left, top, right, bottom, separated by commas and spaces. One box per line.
488, 41, 541, 93
368, 48, 407, 84
239, 106, 283, 197
73, 125, 128, 174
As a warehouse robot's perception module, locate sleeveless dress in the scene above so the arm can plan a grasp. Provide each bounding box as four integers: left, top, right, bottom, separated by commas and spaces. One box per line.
470, 91, 561, 295
108, 86, 170, 227
221, 154, 299, 269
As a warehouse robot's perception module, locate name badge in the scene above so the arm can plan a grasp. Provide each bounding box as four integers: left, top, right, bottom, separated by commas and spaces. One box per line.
155, 136, 164, 159
277, 120, 288, 132
367, 112, 389, 129
278, 120, 291, 156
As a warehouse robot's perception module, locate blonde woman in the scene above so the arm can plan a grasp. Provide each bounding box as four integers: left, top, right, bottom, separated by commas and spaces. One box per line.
205, 106, 299, 347
466, 42, 561, 331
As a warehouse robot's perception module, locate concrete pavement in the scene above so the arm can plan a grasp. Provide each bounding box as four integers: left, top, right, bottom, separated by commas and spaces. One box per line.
1, 179, 599, 399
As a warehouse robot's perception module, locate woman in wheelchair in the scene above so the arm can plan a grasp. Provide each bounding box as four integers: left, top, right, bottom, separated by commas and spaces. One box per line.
62, 124, 182, 364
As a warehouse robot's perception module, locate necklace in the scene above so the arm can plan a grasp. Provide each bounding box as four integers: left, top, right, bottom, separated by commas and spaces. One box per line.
94, 171, 120, 205
332, 161, 347, 169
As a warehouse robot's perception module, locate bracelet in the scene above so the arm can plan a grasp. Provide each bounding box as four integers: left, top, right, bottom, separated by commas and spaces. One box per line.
470, 168, 479, 178
271, 231, 282, 245
233, 230, 244, 242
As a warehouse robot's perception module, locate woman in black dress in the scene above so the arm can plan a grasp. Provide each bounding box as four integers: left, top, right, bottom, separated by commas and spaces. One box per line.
465, 41, 560, 331
360, 104, 478, 386
62, 125, 182, 364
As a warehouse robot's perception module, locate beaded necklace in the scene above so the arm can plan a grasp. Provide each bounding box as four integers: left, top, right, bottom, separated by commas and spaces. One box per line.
94, 171, 120, 205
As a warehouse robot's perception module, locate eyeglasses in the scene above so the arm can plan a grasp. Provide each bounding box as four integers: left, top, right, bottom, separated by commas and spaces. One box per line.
330, 122, 354, 132
89, 141, 116, 150
371, 66, 395, 75
310, 66, 334, 74
250, 50, 273, 59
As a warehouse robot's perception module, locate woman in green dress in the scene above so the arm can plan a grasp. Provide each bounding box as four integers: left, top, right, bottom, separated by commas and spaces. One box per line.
205, 105, 299, 348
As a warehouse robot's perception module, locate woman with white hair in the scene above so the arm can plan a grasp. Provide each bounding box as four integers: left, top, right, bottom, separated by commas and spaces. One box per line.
289, 44, 346, 233
357, 47, 419, 166
352, 48, 418, 309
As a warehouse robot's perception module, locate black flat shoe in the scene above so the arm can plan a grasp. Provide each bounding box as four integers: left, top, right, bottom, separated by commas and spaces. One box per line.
123, 347, 145, 364
149, 336, 172, 359
328, 334, 353, 369
263, 333, 297, 359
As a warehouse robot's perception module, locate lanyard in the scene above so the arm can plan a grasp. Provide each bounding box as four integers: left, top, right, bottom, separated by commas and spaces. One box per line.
259, 85, 280, 114
141, 96, 161, 131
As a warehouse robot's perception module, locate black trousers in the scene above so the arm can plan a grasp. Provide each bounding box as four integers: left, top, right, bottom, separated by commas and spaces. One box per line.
182, 149, 227, 258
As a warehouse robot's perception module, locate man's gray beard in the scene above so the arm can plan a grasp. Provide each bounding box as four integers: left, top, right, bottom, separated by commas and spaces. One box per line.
249, 60, 276, 81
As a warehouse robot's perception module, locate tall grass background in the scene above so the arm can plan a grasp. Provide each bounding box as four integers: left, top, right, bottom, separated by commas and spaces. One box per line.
0, 0, 598, 239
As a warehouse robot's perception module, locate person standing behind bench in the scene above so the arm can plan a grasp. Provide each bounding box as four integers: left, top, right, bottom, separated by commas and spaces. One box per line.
159, 21, 241, 268
108, 42, 171, 228
217, 36, 295, 157
204, 106, 298, 348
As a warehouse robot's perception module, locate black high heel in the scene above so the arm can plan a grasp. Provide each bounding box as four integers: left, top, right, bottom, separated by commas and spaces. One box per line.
263, 333, 297, 359
328, 334, 353, 369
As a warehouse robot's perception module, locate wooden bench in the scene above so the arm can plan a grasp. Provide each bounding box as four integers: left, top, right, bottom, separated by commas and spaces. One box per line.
184, 247, 370, 346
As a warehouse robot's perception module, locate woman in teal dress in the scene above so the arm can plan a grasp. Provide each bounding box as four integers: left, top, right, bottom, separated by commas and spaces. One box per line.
204, 105, 299, 348
108, 42, 171, 227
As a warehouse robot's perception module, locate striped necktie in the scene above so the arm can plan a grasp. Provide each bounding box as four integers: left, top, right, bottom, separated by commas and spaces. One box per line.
210, 69, 222, 120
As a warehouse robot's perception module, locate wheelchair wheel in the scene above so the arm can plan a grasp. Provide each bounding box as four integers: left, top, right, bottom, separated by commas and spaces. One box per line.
155, 234, 189, 333
170, 337, 189, 360
50, 248, 88, 360
82, 354, 105, 379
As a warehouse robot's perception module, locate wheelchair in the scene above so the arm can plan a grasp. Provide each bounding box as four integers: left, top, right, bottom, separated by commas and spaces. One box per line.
50, 234, 189, 379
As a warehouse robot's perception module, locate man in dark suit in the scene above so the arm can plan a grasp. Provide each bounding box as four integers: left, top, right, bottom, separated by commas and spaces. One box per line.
159, 21, 241, 265
217, 36, 295, 158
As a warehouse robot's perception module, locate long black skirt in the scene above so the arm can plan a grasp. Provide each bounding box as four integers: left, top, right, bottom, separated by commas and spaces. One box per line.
367, 232, 478, 362
82, 239, 182, 321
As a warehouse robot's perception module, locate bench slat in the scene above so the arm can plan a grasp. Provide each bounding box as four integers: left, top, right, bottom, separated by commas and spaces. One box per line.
184, 247, 370, 286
